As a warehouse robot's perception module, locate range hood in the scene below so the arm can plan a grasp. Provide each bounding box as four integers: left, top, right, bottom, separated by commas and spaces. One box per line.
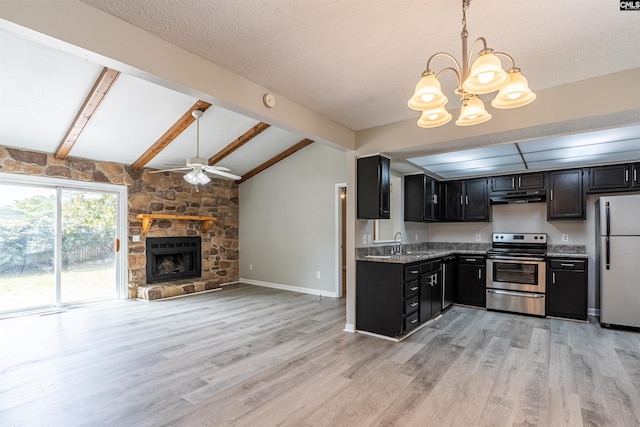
489, 190, 547, 204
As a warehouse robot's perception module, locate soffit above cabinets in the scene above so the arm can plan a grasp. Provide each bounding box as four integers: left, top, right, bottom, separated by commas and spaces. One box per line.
405, 124, 640, 180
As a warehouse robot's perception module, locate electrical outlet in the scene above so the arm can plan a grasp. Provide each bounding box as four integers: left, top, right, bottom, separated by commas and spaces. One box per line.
476, 234, 481, 241
249, 264, 253, 270
367, 234, 372, 244
415, 233, 419, 241
562, 234, 569, 242
132, 235, 140, 243
316, 271, 321, 279
363, 234, 367, 245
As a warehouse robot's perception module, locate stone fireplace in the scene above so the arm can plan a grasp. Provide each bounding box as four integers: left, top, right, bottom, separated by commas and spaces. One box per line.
146, 236, 202, 284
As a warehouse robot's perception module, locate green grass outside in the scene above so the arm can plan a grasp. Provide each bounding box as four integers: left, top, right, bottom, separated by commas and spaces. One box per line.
0, 263, 116, 312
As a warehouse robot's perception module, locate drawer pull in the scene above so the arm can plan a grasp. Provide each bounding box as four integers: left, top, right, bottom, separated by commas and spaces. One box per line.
465, 258, 476, 262
560, 263, 575, 267
410, 287, 418, 291
410, 319, 418, 324
409, 270, 419, 274
410, 302, 418, 308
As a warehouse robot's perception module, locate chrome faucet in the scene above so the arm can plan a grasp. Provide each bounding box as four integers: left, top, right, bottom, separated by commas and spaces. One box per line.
393, 231, 403, 255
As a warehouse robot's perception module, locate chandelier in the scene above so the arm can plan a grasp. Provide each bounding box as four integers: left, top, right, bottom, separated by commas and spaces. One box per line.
408, 0, 535, 128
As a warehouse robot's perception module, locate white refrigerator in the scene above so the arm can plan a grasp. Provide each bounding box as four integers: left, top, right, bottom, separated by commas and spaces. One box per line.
596, 194, 640, 328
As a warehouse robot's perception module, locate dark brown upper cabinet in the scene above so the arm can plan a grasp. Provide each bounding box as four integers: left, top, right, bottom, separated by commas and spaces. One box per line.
357, 155, 390, 219
548, 169, 585, 220
443, 178, 490, 222
404, 174, 441, 222
588, 163, 637, 193
491, 172, 546, 192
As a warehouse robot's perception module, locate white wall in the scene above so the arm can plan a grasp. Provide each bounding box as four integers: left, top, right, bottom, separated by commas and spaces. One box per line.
239, 142, 346, 296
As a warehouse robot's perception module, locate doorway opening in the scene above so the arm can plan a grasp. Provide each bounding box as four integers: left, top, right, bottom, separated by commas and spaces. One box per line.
335, 183, 347, 298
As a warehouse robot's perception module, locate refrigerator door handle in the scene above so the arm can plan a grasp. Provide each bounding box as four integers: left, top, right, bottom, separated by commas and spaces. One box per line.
606, 202, 611, 270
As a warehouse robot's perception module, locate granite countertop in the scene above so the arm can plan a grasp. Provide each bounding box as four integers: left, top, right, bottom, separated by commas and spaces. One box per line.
546, 252, 589, 259
356, 249, 486, 264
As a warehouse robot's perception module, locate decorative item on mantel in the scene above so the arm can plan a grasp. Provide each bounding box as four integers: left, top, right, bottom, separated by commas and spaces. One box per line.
136, 213, 217, 234
408, 0, 535, 128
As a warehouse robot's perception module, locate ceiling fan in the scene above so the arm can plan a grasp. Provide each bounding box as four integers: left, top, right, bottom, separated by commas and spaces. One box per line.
151, 109, 242, 184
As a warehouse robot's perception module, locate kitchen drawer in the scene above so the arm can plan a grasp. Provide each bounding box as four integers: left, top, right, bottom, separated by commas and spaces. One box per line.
404, 295, 419, 314
549, 259, 586, 270
420, 261, 441, 273
458, 256, 485, 266
404, 311, 420, 332
405, 264, 421, 281
404, 280, 419, 299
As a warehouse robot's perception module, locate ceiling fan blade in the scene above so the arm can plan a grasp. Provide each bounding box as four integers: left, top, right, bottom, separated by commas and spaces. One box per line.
208, 169, 242, 180
203, 165, 231, 172
161, 163, 189, 168
150, 167, 191, 173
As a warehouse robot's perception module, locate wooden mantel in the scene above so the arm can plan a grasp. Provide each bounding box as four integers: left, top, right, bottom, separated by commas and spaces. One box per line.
136, 214, 217, 234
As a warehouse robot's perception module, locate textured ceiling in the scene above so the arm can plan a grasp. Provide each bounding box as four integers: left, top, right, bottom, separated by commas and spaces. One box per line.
80, 0, 640, 131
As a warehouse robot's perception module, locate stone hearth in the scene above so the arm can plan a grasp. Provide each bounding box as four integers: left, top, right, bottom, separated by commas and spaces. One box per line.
137, 278, 222, 301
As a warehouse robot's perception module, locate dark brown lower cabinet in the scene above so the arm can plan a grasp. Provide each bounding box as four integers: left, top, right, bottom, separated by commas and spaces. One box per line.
356, 259, 441, 339
455, 255, 486, 307
546, 258, 588, 321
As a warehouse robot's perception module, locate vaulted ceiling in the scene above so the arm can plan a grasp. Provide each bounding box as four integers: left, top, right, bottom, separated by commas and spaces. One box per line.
1, 1, 639, 181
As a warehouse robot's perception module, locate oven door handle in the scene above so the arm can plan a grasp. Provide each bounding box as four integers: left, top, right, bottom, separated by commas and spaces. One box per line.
487, 289, 544, 298
487, 255, 546, 262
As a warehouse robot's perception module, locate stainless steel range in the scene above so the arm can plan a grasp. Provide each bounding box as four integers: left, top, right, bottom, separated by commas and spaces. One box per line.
486, 233, 547, 316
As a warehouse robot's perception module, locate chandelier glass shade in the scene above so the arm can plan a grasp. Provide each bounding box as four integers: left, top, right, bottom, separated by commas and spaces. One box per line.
408, 0, 535, 128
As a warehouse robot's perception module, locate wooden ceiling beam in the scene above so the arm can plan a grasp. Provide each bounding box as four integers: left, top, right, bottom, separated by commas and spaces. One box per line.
131, 100, 212, 170
54, 67, 120, 159
237, 138, 314, 184
208, 121, 270, 166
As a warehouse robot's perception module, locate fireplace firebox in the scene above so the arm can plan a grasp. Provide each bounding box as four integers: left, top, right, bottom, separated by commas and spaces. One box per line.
146, 236, 201, 284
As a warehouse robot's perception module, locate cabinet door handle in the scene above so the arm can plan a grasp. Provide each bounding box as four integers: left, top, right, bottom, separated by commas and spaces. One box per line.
625, 170, 629, 183
410, 286, 418, 291
466, 258, 476, 262
635, 169, 637, 183
512, 177, 515, 187
518, 177, 522, 187
478, 269, 482, 280
410, 302, 418, 308
560, 263, 575, 267
550, 190, 553, 201
433, 194, 438, 205
410, 270, 419, 274
552, 272, 556, 284
466, 195, 469, 205
460, 195, 464, 205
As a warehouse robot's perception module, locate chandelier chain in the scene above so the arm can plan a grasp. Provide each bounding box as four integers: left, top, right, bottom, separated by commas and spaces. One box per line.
461, 0, 470, 38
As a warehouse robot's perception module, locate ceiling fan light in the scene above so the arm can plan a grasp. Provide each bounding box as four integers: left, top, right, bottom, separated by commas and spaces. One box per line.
196, 172, 211, 185
456, 95, 492, 126
417, 107, 452, 128
183, 170, 199, 185
491, 69, 536, 109
408, 72, 448, 111
463, 49, 510, 94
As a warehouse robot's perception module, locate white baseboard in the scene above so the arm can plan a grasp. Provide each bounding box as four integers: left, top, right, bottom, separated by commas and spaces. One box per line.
343, 323, 355, 333
240, 278, 338, 298
588, 307, 600, 317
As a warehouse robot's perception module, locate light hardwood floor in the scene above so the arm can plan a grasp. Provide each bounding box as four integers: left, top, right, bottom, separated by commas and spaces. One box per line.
1, 283, 640, 426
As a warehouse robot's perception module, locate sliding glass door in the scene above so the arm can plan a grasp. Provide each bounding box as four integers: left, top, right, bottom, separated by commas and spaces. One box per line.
0, 185, 56, 312
60, 189, 118, 303
0, 177, 125, 314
